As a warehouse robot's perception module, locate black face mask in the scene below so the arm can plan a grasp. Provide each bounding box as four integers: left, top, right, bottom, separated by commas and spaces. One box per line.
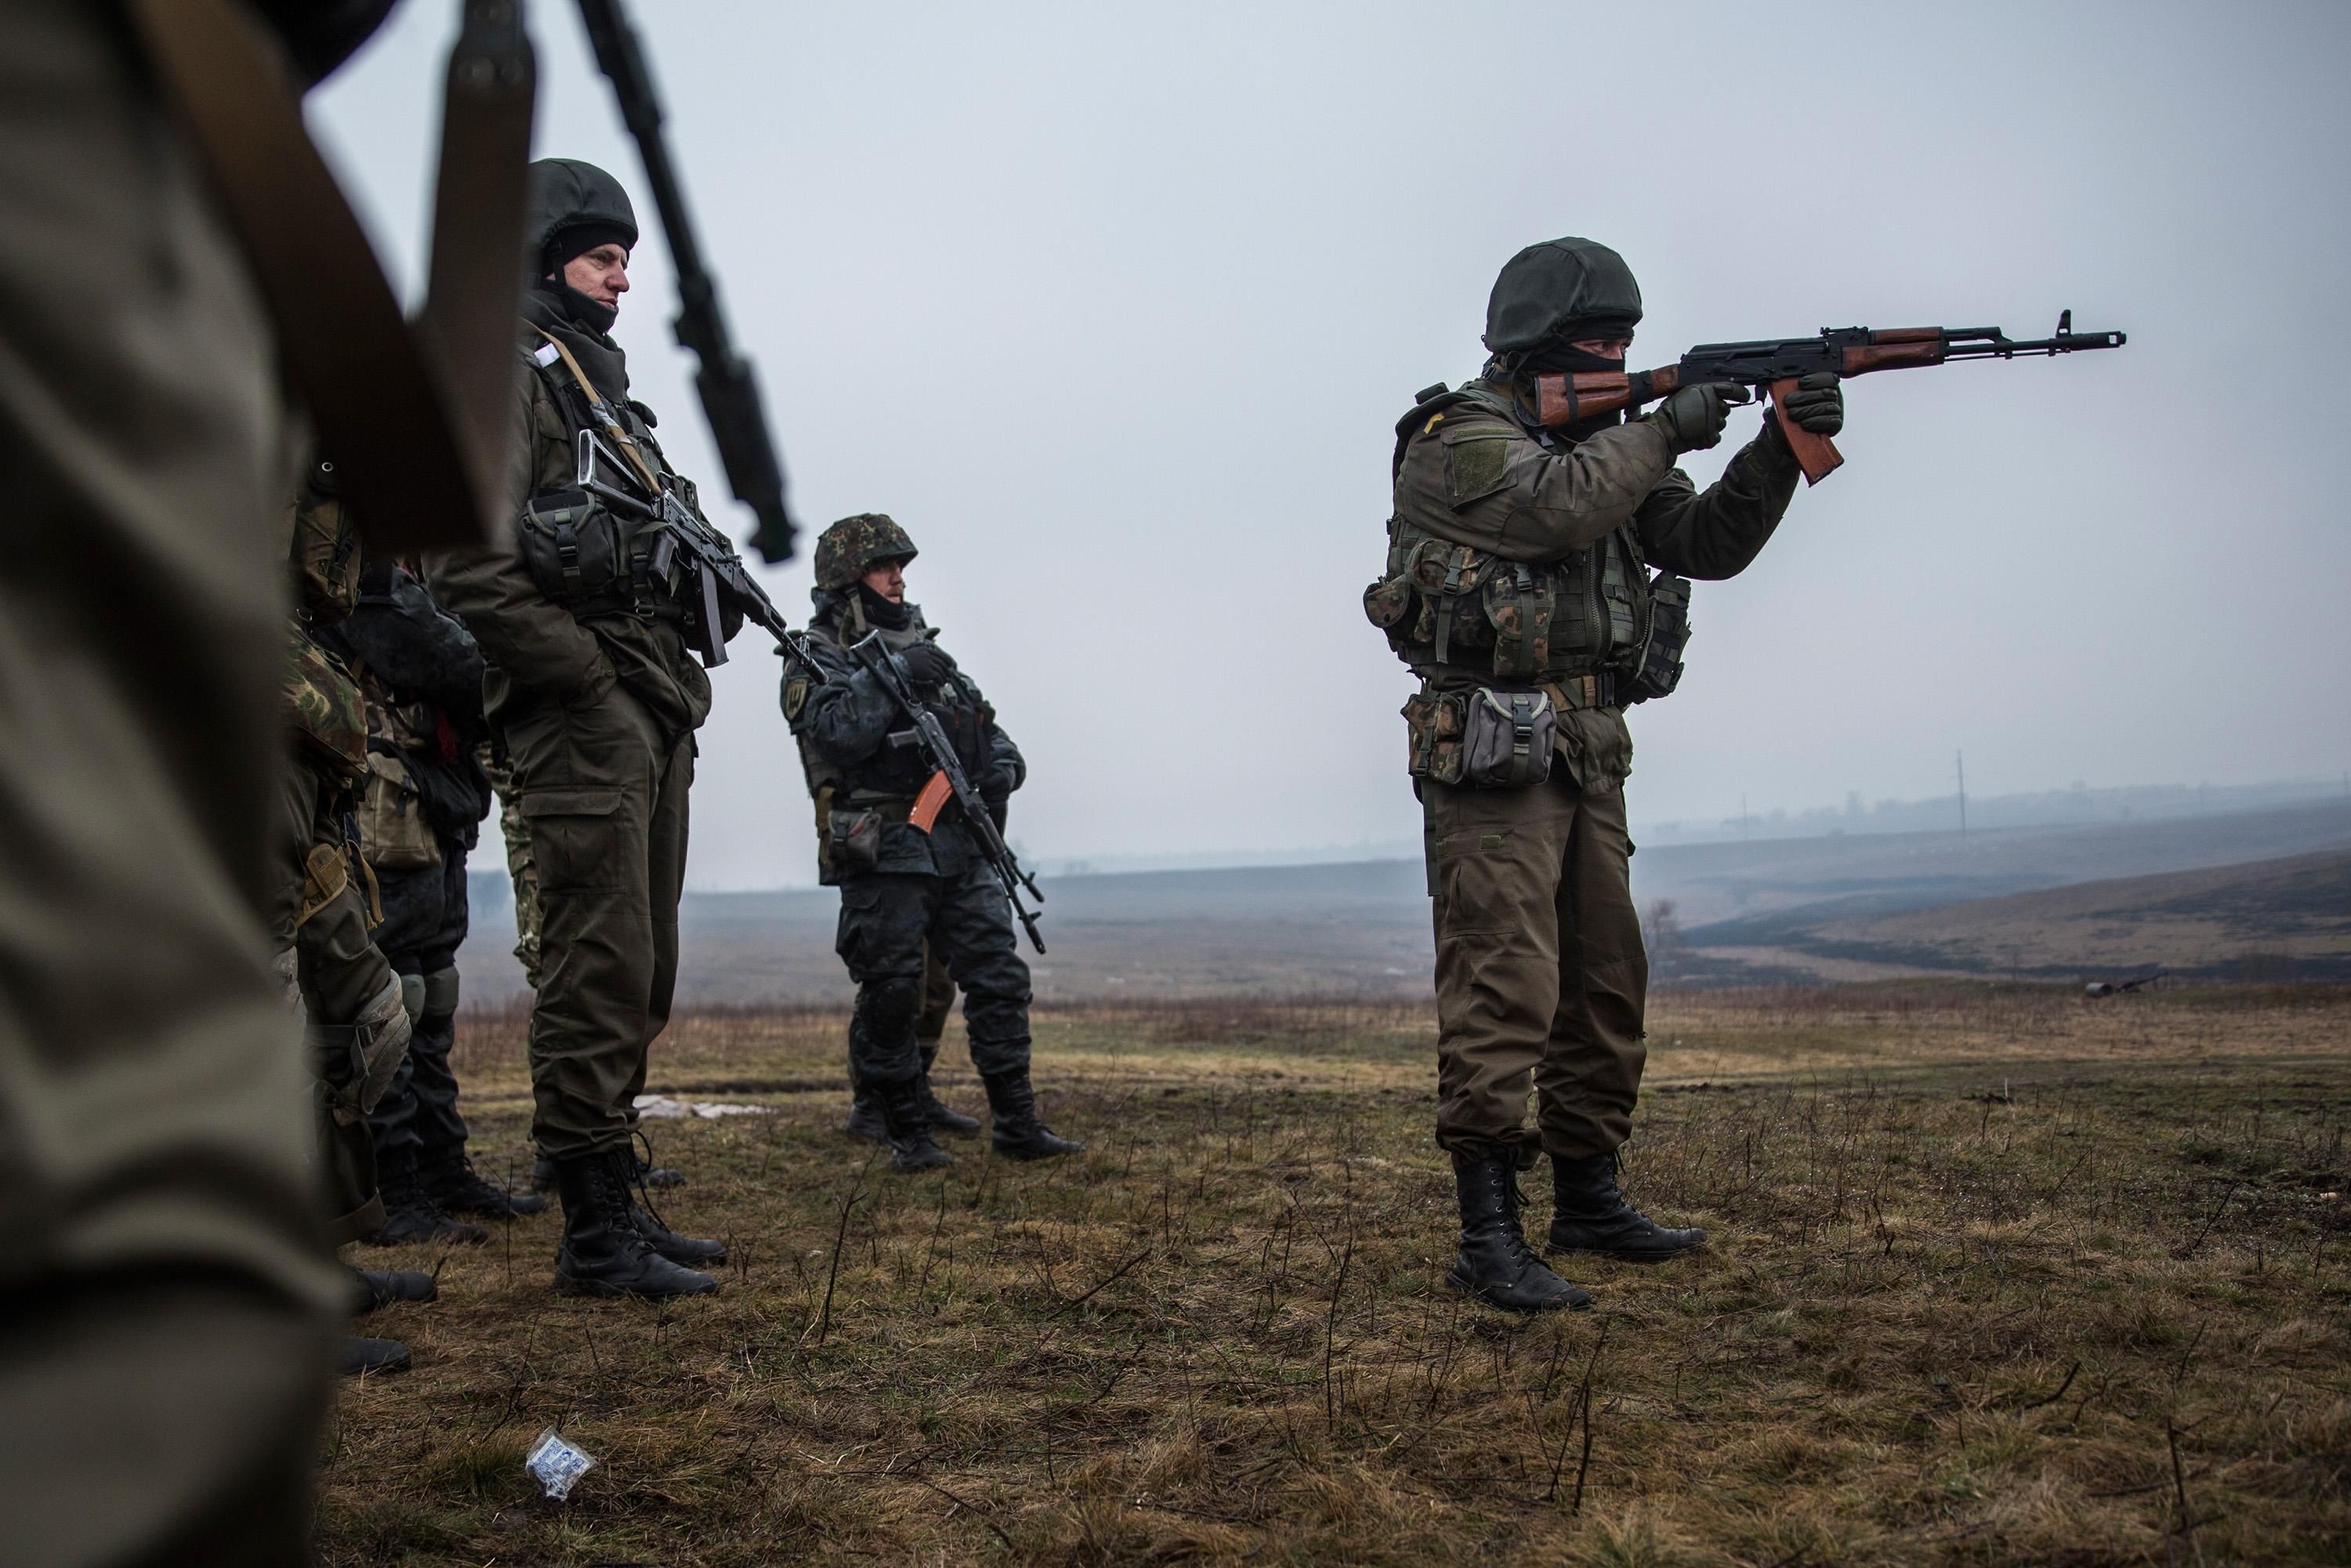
856, 583, 910, 630
534, 278, 617, 337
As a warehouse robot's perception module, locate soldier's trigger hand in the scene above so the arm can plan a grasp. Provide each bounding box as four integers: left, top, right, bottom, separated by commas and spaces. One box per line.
897, 642, 955, 685
1778, 371, 1843, 436
1647, 382, 1751, 454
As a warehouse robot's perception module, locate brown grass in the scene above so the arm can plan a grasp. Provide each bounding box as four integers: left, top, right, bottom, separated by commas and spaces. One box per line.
325, 984, 2351, 1565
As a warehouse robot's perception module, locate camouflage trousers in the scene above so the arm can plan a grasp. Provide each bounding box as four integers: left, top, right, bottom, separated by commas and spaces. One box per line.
1423, 771, 1648, 1164
837, 867, 1031, 1090
480, 742, 542, 988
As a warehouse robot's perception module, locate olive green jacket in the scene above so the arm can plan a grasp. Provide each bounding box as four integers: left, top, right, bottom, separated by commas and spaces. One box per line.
1393, 379, 1802, 577
426, 311, 712, 742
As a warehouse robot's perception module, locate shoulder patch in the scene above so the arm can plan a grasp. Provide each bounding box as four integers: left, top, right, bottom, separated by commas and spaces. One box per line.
1444, 436, 1512, 506
782, 676, 810, 720
533, 342, 560, 368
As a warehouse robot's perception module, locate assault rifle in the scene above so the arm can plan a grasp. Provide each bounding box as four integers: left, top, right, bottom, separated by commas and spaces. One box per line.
574, 0, 798, 564
1532, 312, 2128, 484
574, 428, 789, 668
783, 629, 1049, 954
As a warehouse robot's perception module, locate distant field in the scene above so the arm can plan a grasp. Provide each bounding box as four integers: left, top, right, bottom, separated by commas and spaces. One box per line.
1717, 849, 2351, 983
321, 984, 2351, 1566
456, 799, 2351, 1002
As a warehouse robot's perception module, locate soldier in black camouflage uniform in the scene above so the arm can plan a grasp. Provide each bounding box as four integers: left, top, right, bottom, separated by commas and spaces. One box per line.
781, 515, 1081, 1173
332, 559, 546, 1244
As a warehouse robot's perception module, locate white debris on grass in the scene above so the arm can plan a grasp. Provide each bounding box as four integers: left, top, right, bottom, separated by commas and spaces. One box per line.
631, 1094, 773, 1120
525, 1427, 596, 1501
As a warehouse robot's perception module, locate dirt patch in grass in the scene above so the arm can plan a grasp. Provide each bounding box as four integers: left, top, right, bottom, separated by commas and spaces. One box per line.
327, 985, 2351, 1565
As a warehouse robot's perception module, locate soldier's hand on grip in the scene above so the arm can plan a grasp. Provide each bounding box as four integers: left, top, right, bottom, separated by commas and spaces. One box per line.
1777, 371, 1844, 436
897, 641, 955, 686
1647, 381, 1751, 454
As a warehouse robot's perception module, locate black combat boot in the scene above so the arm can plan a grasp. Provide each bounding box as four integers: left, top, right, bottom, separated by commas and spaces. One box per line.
845, 1088, 888, 1143
918, 1071, 982, 1134
876, 1077, 952, 1172
426, 1149, 548, 1219
340, 1335, 411, 1376
621, 1157, 726, 1267
550, 1150, 719, 1300
534, 1148, 683, 1191
366, 1150, 488, 1247
981, 1070, 1084, 1161
1546, 1151, 1707, 1263
350, 1266, 437, 1316
1448, 1157, 1590, 1312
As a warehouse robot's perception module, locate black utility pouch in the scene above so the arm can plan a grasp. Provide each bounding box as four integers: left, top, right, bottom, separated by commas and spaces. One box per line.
1404, 686, 1552, 788
1625, 572, 1692, 704
518, 487, 625, 604
828, 807, 883, 875
1458, 686, 1554, 788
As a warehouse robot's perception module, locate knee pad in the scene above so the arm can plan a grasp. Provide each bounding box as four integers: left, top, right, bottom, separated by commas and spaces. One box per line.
421, 965, 459, 1023
398, 972, 426, 1027
857, 976, 923, 1043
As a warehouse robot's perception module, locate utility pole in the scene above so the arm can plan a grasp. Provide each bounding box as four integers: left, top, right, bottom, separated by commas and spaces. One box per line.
1955, 750, 1968, 844
1741, 792, 1750, 842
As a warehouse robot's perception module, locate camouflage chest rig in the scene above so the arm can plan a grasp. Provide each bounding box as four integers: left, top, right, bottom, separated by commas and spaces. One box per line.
1364, 382, 1691, 787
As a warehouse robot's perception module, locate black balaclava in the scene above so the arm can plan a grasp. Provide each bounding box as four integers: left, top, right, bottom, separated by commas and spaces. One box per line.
857, 583, 911, 631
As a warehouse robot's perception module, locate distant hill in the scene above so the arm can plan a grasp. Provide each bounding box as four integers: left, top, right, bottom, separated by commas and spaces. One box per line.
1708, 849, 2351, 983
455, 798, 2351, 1002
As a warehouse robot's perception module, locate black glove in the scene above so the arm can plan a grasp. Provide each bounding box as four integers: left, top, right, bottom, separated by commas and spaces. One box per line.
1646, 381, 1751, 454
897, 640, 955, 686
1775, 371, 1843, 436
979, 763, 1017, 831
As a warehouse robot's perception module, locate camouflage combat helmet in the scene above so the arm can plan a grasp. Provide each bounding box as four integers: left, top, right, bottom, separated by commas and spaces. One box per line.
1483, 237, 1643, 357
813, 513, 919, 591
526, 158, 639, 276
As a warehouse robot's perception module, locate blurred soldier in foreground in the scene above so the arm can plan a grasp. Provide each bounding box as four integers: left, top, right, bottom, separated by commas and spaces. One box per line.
331, 558, 546, 1242
429, 158, 731, 1301
1368, 237, 1842, 1311
0, 3, 418, 1558
781, 516, 1080, 1173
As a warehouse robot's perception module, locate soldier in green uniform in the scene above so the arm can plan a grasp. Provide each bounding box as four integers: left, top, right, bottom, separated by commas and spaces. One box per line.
429, 159, 731, 1300
781, 516, 1081, 1173
1370, 237, 1843, 1311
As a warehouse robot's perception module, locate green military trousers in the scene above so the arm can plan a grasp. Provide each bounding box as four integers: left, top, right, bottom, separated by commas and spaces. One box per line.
503, 680, 693, 1161
1424, 769, 1649, 1165
0, 2, 341, 1559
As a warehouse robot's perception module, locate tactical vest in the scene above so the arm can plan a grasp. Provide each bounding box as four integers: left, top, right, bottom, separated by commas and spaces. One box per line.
782, 604, 994, 813
1365, 386, 1655, 688
515, 343, 701, 624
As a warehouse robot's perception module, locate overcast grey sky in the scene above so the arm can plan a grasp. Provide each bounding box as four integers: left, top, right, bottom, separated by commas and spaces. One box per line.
311, 0, 2351, 890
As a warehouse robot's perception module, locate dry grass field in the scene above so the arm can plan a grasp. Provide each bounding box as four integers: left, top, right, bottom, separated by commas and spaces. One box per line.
320, 984, 2351, 1566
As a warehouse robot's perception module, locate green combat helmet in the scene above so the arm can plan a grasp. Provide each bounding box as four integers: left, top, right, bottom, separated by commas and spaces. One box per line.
813, 513, 919, 591
1483, 237, 1643, 357
525, 158, 639, 277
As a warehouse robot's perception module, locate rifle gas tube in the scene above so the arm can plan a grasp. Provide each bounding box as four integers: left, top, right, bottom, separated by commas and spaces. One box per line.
574, 0, 797, 563
1534, 312, 2128, 484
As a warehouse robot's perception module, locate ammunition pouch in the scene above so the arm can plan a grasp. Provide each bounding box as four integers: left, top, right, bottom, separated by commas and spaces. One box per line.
828, 806, 884, 878
1404, 685, 1554, 789
356, 749, 441, 871
1625, 573, 1691, 704
518, 486, 688, 621
1367, 517, 1643, 688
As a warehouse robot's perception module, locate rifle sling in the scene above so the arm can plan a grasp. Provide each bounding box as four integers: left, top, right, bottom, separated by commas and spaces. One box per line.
534, 328, 668, 502
124, 0, 528, 551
